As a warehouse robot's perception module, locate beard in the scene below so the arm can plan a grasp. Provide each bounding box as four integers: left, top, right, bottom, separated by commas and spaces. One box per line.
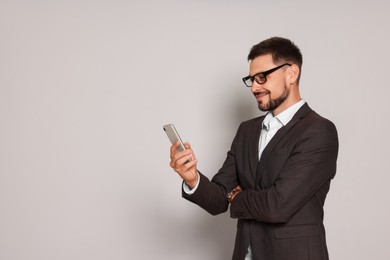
256, 85, 289, 112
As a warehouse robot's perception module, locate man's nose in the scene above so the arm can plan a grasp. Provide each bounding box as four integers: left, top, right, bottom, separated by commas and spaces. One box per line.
251, 81, 262, 93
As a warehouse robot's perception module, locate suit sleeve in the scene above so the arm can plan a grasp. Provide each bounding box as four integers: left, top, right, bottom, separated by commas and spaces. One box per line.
230, 119, 339, 223
182, 124, 244, 215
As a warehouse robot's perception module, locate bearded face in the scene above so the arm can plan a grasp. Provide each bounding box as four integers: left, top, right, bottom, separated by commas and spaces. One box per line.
255, 84, 289, 112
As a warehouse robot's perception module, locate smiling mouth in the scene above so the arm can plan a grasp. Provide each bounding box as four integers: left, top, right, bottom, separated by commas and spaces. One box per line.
254, 91, 270, 99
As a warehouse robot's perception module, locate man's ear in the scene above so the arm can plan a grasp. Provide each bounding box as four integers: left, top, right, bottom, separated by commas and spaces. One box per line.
287, 64, 300, 85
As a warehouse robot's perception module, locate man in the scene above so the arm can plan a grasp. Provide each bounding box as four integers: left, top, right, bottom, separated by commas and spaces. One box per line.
169, 37, 339, 260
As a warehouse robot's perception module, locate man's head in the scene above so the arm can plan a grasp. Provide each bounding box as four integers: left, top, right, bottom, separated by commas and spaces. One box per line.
243, 37, 303, 115
247, 37, 303, 82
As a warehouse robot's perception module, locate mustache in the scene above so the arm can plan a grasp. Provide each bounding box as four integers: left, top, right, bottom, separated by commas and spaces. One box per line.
253, 90, 270, 96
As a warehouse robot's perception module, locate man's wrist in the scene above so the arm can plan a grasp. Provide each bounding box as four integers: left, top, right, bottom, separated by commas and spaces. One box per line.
184, 172, 199, 190
183, 171, 200, 195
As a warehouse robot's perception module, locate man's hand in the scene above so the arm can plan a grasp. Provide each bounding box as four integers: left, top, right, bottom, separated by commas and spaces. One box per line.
169, 141, 198, 189
227, 185, 243, 203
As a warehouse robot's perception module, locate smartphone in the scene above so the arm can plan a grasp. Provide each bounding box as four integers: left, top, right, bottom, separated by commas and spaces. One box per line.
163, 124, 186, 152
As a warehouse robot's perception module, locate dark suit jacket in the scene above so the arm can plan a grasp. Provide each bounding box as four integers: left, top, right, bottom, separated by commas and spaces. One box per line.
183, 103, 339, 260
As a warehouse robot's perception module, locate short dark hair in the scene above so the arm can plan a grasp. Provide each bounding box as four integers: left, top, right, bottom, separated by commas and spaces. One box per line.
248, 37, 303, 82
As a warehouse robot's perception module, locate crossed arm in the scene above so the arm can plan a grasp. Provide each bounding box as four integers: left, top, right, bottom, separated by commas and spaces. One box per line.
169, 120, 338, 223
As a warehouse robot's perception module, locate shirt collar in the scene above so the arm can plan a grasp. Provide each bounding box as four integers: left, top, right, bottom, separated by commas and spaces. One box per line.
264, 99, 306, 127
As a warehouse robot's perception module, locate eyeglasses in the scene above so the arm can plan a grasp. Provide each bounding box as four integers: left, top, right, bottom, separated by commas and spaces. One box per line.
242, 63, 291, 87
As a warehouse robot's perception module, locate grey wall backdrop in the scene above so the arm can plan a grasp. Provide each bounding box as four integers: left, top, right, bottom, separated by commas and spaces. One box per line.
1, 0, 389, 259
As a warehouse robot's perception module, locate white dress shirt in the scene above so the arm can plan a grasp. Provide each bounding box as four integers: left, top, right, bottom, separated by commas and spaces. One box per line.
258, 99, 305, 159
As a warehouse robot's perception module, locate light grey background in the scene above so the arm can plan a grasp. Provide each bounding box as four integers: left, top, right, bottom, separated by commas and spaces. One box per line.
1, 0, 389, 259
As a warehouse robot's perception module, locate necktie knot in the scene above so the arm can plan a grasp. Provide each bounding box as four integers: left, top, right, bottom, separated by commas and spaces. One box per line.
262, 117, 280, 131
262, 121, 270, 131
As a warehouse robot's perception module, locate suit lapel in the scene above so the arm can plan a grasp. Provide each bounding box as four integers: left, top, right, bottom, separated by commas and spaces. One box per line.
249, 117, 263, 183
255, 103, 313, 184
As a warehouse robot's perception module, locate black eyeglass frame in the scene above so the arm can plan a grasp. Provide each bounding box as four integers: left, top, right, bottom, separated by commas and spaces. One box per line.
242, 63, 292, 87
